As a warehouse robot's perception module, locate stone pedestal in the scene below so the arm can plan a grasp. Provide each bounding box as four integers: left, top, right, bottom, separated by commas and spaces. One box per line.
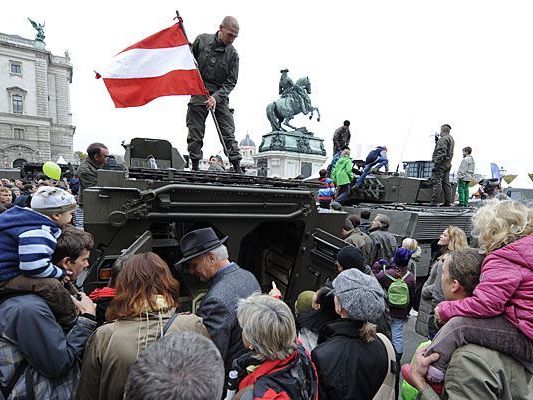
254, 129, 327, 179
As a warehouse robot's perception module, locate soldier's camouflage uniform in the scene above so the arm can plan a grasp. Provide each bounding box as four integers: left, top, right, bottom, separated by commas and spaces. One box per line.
333, 126, 351, 154
187, 32, 241, 162
431, 134, 455, 204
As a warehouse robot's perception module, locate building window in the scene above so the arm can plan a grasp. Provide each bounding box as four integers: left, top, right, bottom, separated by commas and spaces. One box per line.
10, 62, 22, 75
12, 95, 23, 114
13, 128, 24, 140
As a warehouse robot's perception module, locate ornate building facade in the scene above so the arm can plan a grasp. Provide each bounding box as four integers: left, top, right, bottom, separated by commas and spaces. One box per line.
0, 31, 75, 167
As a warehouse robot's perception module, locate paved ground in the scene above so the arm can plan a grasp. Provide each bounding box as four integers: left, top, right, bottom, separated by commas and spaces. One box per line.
397, 311, 427, 397
401, 311, 427, 364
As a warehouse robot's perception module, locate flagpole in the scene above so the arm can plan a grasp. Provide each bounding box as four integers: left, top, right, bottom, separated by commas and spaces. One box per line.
175, 10, 230, 159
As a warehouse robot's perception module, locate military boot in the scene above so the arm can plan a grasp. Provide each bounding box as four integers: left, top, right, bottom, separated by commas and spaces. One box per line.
191, 159, 199, 171
231, 160, 243, 174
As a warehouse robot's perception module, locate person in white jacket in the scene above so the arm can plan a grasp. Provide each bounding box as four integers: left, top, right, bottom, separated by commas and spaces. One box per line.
456, 147, 475, 207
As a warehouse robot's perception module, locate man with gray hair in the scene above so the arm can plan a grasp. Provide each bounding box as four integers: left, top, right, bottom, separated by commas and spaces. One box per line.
177, 227, 260, 372
124, 332, 225, 400
187, 16, 243, 173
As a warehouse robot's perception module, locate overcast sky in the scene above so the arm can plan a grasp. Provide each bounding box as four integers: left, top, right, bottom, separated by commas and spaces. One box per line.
2, 1, 532, 176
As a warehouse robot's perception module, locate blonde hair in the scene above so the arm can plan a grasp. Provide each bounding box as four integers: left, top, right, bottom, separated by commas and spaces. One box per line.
446, 226, 468, 251
402, 238, 418, 251
341, 149, 350, 157
237, 294, 296, 360
472, 200, 533, 253
359, 322, 377, 343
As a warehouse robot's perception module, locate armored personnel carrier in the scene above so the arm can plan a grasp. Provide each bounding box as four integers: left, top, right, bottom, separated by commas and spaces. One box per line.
82, 138, 347, 309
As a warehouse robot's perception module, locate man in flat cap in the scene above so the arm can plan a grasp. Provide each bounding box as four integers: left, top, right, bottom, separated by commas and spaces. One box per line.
177, 227, 260, 372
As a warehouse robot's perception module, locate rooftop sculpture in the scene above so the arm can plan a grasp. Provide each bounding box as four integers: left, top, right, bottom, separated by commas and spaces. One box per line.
28, 18, 45, 42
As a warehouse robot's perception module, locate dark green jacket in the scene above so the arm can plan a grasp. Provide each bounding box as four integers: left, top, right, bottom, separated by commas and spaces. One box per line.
192, 32, 239, 104
76, 158, 99, 205
432, 134, 455, 167
419, 344, 533, 400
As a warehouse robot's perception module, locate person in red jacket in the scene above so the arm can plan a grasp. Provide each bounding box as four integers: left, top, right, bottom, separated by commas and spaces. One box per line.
406, 200, 533, 390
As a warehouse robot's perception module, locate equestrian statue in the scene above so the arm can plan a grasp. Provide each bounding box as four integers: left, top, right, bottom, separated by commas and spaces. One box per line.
266, 69, 320, 132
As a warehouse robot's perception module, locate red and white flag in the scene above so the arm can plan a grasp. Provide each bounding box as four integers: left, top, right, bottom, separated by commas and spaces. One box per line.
96, 23, 208, 108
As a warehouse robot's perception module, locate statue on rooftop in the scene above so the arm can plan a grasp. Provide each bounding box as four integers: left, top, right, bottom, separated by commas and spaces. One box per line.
28, 18, 45, 41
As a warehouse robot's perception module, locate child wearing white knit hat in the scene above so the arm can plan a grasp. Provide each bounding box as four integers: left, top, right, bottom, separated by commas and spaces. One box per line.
0, 186, 79, 327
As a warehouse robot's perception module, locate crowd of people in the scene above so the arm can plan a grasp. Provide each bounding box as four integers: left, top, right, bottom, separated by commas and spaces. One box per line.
0, 135, 532, 399
1, 159, 532, 399
2, 9, 532, 398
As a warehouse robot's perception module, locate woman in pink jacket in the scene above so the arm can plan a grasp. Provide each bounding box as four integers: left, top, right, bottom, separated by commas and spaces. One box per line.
412, 200, 533, 388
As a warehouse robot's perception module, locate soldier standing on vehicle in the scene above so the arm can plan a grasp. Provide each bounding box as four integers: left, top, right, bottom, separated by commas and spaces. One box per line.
333, 120, 351, 155
187, 16, 243, 173
431, 124, 455, 206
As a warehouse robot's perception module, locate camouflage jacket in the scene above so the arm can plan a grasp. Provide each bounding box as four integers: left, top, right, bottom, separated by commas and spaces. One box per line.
333, 127, 351, 149
192, 32, 239, 104
432, 134, 455, 166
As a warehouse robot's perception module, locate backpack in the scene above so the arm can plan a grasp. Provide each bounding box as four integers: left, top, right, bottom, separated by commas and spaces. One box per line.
383, 266, 411, 308
365, 148, 382, 164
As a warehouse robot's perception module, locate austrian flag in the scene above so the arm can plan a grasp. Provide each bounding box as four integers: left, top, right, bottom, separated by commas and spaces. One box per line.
96, 24, 208, 108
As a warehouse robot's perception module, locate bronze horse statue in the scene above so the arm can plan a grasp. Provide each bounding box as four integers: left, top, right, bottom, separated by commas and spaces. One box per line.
266, 76, 320, 132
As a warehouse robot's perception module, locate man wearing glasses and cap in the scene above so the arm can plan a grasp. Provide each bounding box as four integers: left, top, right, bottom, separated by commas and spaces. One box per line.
177, 227, 260, 372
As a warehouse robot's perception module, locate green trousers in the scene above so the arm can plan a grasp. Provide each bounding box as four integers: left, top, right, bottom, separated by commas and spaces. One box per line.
458, 179, 470, 206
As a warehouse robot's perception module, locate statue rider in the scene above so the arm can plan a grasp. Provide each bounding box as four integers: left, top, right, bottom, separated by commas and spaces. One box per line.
277, 70, 309, 115
279, 69, 294, 96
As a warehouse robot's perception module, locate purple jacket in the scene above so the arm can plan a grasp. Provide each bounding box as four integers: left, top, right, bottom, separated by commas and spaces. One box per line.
439, 235, 533, 339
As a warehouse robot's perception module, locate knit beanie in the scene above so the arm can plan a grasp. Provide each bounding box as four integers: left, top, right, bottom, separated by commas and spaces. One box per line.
333, 268, 385, 322
295, 290, 315, 314
31, 186, 76, 215
337, 245, 365, 272
393, 248, 414, 268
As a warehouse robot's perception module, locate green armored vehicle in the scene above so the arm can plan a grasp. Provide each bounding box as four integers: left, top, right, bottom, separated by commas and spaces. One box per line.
342, 171, 474, 279
82, 138, 347, 308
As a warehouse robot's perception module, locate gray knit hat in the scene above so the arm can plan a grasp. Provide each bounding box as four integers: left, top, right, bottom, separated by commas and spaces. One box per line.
31, 186, 76, 214
332, 268, 385, 322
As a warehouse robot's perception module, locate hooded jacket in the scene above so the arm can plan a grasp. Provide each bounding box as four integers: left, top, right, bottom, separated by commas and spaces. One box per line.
331, 156, 353, 186
76, 310, 209, 400
0, 206, 64, 282
438, 235, 533, 339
